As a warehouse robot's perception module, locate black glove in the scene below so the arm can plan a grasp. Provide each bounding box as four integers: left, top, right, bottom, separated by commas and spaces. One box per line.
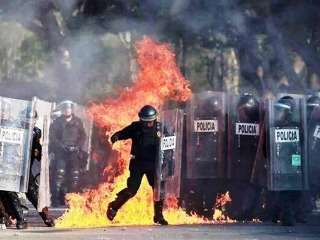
110, 133, 119, 144
62, 144, 70, 152
62, 145, 79, 153
69, 146, 80, 153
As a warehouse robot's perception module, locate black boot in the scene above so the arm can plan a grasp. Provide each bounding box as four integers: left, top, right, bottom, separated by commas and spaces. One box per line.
153, 200, 168, 225
51, 167, 66, 207
5, 192, 28, 229
106, 189, 134, 221
16, 218, 28, 229
39, 207, 55, 227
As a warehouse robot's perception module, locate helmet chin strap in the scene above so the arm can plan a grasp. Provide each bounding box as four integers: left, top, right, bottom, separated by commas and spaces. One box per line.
63, 114, 73, 119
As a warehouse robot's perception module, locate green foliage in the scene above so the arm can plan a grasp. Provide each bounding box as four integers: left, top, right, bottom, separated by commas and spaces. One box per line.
0, 21, 49, 83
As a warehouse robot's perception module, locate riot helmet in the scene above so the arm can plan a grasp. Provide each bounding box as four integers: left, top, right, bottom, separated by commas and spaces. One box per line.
138, 105, 158, 128
1, 99, 12, 120
307, 95, 320, 120
138, 105, 158, 121
57, 100, 74, 117
206, 96, 222, 116
274, 96, 295, 122
237, 93, 259, 121
195, 95, 221, 118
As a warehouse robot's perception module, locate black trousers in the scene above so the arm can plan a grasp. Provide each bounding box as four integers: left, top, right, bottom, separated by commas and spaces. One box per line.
126, 158, 156, 194
51, 151, 80, 204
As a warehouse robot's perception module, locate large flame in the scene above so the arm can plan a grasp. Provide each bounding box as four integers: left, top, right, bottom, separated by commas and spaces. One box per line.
55, 37, 231, 228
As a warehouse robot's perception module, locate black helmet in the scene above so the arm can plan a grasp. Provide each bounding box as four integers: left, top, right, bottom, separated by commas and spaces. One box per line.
237, 93, 259, 120
138, 105, 158, 121
274, 96, 294, 113
274, 96, 295, 121
208, 96, 221, 112
307, 96, 320, 108
238, 93, 259, 109
307, 95, 320, 118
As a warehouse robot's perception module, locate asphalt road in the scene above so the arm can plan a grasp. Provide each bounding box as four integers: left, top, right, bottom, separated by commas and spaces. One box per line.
0, 207, 319, 240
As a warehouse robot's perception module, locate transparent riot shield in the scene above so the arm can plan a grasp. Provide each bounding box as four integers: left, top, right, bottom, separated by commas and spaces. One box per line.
307, 97, 320, 188
0, 97, 35, 192
250, 100, 268, 187
266, 97, 308, 191
154, 108, 183, 201
71, 105, 93, 171
33, 97, 55, 211
186, 91, 227, 179
227, 94, 261, 181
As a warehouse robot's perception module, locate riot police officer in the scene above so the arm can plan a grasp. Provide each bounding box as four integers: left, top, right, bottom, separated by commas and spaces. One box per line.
271, 96, 305, 226
0, 99, 28, 229
227, 93, 262, 221
106, 105, 168, 225
49, 100, 87, 207
23, 110, 55, 227
306, 96, 320, 211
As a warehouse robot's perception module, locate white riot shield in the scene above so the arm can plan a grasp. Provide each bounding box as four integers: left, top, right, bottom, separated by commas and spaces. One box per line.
266, 97, 308, 191
154, 108, 183, 201
186, 91, 227, 179
69, 105, 93, 170
227, 94, 261, 181
34, 98, 55, 211
0, 97, 35, 192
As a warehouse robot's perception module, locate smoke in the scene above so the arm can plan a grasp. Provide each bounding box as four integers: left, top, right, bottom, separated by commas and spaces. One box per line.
0, 0, 319, 103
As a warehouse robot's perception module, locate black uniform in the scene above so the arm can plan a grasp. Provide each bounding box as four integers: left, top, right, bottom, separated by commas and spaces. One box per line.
227, 93, 262, 221
49, 114, 86, 206
106, 105, 168, 225
270, 97, 306, 226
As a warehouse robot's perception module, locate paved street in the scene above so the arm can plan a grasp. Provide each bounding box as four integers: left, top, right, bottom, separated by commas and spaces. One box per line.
0, 207, 319, 240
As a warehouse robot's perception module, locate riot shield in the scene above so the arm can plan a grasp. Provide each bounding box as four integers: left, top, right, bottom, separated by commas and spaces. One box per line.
266, 97, 308, 191
307, 96, 320, 187
227, 94, 261, 181
186, 91, 227, 179
0, 97, 35, 192
154, 108, 183, 201
69, 104, 92, 171
34, 97, 55, 211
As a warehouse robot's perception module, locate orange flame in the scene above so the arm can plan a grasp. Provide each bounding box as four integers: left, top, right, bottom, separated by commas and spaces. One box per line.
212, 191, 234, 222
54, 37, 234, 228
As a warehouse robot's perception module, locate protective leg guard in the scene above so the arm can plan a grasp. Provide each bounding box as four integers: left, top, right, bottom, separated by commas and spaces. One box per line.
68, 170, 80, 193
106, 189, 134, 221
153, 200, 168, 225
52, 168, 66, 207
